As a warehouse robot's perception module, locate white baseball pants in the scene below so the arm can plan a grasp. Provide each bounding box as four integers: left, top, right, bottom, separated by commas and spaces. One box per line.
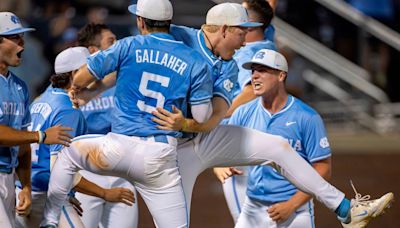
16, 189, 85, 228
235, 196, 315, 228
177, 125, 344, 220
222, 167, 249, 223
0, 171, 15, 228
42, 133, 187, 228
75, 171, 138, 228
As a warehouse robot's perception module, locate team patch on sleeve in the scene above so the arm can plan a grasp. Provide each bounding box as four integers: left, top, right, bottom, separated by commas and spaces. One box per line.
319, 137, 330, 148
223, 79, 234, 92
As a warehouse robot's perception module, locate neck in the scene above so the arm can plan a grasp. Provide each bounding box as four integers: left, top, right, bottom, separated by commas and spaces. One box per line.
202, 30, 217, 57
261, 89, 289, 114
0, 64, 8, 77
245, 30, 265, 43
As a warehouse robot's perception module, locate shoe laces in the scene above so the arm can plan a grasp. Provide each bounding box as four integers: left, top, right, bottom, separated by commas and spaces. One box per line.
350, 180, 371, 207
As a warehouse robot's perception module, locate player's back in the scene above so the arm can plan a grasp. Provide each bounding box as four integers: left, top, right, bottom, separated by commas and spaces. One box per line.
80, 86, 115, 134
88, 33, 212, 138
29, 87, 87, 191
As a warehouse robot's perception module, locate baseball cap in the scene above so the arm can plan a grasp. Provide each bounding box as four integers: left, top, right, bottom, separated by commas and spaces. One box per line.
0, 12, 35, 35
242, 49, 288, 72
206, 3, 262, 27
128, 0, 173, 21
54, 47, 90, 74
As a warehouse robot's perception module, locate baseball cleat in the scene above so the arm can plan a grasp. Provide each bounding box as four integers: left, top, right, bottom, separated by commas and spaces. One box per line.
341, 181, 394, 228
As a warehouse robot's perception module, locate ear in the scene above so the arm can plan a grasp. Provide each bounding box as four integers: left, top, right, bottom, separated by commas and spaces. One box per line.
221, 25, 228, 38
88, 46, 99, 54
279, 72, 287, 82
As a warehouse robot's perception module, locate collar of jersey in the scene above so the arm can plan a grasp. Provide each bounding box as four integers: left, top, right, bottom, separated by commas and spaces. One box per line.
149, 33, 183, 44
260, 95, 295, 117
197, 30, 220, 65
51, 87, 69, 97
0, 71, 12, 82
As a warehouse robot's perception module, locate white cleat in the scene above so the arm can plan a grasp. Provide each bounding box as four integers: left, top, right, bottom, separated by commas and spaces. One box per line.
342, 182, 394, 228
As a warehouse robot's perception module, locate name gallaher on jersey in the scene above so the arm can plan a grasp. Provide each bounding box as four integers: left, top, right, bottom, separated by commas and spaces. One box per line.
135, 49, 188, 76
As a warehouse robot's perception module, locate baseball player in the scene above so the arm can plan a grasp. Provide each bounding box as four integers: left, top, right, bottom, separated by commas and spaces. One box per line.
15, 47, 135, 228
75, 23, 138, 228
232, 49, 330, 227
40, 0, 213, 227
151, 3, 394, 227
212, 0, 277, 222
0, 12, 73, 227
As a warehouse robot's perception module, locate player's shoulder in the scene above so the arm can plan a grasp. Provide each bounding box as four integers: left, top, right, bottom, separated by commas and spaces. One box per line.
170, 24, 198, 37
8, 71, 28, 90
238, 97, 260, 113
291, 96, 321, 118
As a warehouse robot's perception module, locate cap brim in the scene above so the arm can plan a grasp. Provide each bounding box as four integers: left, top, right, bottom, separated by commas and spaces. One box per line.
242, 59, 276, 70
238, 21, 263, 28
0, 27, 35, 35
128, 4, 138, 15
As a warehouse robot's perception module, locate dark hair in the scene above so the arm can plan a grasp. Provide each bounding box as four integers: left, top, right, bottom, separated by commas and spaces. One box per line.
244, 0, 274, 30
142, 17, 171, 30
50, 72, 71, 88
77, 23, 110, 48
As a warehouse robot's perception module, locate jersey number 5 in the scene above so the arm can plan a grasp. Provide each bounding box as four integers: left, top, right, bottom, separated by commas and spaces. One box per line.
137, 71, 170, 113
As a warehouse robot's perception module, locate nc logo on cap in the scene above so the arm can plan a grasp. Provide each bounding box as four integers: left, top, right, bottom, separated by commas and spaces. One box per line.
11, 15, 20, 24
255, 51, 265, 60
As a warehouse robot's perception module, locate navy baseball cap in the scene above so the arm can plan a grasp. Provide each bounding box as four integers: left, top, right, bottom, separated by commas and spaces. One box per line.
0, 12, 35, 35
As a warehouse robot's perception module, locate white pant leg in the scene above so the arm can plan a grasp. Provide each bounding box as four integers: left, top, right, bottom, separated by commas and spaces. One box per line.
0, 172, 16, 228
43, 133, 187, 228
58, 202, 85, 228
222, 167, 248, 223
236, 197, 314, 228
194, 125, 344, 211
176, 139, 204, 217
99, 177, 138, 228
16, 190, 46, 228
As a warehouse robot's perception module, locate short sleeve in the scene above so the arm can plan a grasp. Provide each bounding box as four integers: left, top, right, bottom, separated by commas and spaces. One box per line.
87, 38, 130, 80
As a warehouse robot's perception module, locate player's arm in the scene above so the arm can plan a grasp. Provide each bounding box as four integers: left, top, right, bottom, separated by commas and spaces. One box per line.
153, 96, 228, 132
268, 157, 331, 223
73, 177, 135, 206
70, 71, 116, 107
224, 84, 256, 118
0, 125, 73, 147
15, 143, 32, 216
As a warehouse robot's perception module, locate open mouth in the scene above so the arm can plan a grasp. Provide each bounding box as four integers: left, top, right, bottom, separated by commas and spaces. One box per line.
253, 82, 263, 90
16, 50, 24, 58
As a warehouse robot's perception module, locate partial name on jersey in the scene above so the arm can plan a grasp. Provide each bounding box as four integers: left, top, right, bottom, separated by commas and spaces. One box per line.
135, 49, 188, 76
1, 102, 25, 116
81, 96, 114, 112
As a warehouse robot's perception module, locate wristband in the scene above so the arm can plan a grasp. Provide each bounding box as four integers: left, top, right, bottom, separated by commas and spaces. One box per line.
37, 131, 47, 144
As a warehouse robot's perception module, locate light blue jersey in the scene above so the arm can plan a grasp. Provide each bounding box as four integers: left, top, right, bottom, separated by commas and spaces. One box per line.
0, 71, 30, 173
170, 25, 238, 106
87, 33, 213, 138
229, 95, 331, 203
27, 87, 87, 191
80, 87, 115, 134
220, 26, 277, 125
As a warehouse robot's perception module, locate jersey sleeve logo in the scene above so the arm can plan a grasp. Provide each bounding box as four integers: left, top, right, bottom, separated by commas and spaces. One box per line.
223, 79, 234, 92
319, 137, 330, 148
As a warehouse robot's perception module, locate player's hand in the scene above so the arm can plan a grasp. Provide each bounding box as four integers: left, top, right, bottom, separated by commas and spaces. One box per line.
44, 125, 73, 146
267, 201, 296, 223
16, 186, 32, 216
213, 167, 243, 184
69, 195, 83, 216
69, 88, 97, 108
152, 105, 185, 131
103, 187, 135, 206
